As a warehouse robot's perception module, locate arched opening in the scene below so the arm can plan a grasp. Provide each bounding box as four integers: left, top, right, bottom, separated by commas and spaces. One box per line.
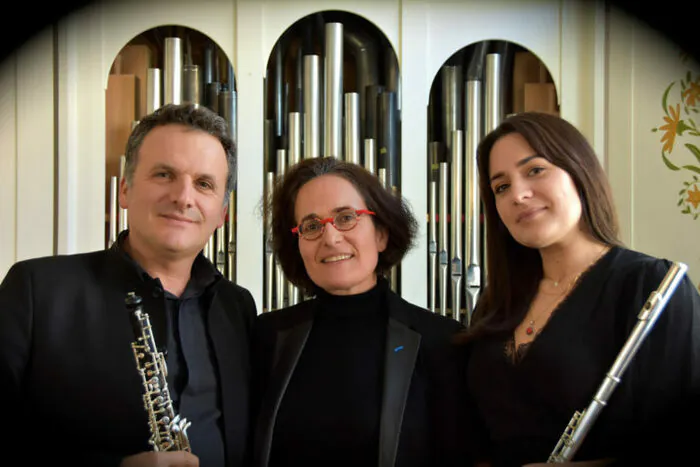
104, 25, 237, 281
425, 40, 558, 324
262, 10, 400, 311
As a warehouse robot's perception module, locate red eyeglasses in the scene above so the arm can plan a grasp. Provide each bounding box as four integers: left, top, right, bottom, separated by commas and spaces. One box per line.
291, 209, 376, 240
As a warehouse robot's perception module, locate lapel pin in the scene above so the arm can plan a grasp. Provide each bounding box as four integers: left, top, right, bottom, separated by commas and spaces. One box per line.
394, 345, 404, 352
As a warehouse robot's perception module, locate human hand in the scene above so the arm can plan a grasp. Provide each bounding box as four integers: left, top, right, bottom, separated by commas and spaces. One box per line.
119, 451, 199, 467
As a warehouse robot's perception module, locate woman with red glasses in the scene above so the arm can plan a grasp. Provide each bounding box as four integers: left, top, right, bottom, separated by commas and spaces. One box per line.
249, 156, 474, 467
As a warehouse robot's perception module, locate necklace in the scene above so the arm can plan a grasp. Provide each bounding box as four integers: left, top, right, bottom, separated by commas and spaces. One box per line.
525, 275, 579, 335
524, 245, 610, 336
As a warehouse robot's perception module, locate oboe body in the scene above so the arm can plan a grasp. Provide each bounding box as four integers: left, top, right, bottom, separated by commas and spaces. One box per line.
126, 292, 192, 452
548, 261, 688, 463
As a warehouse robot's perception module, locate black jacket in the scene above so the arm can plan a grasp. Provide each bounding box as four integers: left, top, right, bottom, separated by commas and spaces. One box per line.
250, 286, 472, 467
0, 246, 256, 466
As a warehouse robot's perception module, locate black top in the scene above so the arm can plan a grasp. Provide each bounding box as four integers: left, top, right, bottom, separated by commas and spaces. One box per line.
116, 231, 225, 467
0, 231, 257, 467
466, 246, 700, 466
269, 280, 388, 467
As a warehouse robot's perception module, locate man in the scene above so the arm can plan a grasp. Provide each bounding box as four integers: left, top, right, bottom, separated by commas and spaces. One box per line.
0, 104, 257, 466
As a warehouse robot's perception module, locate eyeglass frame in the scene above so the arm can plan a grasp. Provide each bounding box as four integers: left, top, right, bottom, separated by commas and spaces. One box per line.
291, 209, 376, 240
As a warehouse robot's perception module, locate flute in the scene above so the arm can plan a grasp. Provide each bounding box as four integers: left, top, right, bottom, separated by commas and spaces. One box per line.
548, 261, 688, 463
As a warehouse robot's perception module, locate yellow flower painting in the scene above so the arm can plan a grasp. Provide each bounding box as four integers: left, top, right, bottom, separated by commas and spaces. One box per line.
652, 54, 700, 220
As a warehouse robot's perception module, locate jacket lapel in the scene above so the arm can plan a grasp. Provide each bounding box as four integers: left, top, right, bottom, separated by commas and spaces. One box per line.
378, 294, 422, 467
256, 314, 314, 467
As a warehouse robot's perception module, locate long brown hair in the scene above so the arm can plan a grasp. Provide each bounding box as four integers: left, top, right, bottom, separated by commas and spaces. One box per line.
266, 157, 418, 296
463, 112, 622, 342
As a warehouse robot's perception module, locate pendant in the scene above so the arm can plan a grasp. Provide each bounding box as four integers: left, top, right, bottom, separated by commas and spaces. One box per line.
526, 320, 535, 335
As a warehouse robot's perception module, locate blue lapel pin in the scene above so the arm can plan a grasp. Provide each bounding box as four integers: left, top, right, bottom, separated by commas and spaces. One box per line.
394, 345, 404, 352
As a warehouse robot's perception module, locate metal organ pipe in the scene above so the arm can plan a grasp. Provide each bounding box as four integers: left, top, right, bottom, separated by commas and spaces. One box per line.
264, 172, 275, 312
450, 130, 463, 323
428, 142, 441, 314
164, 37, 182, 105
288, 112, 301, 167
344, 92, 360, 164
182, 64, 202, 107
146, 68, 161, 114
438, 162, 449, 317
119, 155, 128, 233
377, 91, 398, 189
364, 138, 376, 174
303, 55, 320, 159
324, 22, 343, 158
275, 149, 288, 310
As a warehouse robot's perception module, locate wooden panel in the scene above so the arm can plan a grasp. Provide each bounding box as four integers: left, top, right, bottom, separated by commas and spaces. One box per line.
524, 83, 558, 115
113, 44, 152, 120
105, 74, 135, 213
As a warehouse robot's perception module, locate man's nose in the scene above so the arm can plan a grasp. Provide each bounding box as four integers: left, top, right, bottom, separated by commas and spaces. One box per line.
170, 177, 195, 207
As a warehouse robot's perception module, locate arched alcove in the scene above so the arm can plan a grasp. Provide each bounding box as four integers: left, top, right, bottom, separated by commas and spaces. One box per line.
261, 10, 401, 312
425, 40, 559, 325
104, 24, 237, 281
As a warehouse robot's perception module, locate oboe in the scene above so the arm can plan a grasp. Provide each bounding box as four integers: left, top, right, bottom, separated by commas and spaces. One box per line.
125, 291, 192, 452
548, 261, 688, 463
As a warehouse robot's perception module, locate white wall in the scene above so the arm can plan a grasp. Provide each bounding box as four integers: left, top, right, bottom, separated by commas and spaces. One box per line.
0, 29, 54, 279
607, 7, 700, 288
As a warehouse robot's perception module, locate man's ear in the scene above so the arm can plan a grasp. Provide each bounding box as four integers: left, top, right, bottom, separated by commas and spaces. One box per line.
118, 177, 129, 209
218, 203, 228, 229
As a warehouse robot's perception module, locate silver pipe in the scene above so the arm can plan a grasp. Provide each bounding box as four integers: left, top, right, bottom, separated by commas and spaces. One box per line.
182, 64, 202, 107
438, 162, 449, 317
485, 53, 502, 134
450, 130, 463, 323
108, 176, 118, 248
378, 168, 398, 292
364, 138, 376, 174
207, 82, 221, 113
465, 80, 482, 325
344, 29, 378, 146
119, 155, 128, 233
275, 149, 287, 309
428, 180, 437, 314
285, 142, 300, 306
484, 53, 502, 284
265, 172, 275, 311
227, 191, 236, 282
441, 65, 463, 155
324, 22, 343, 158
219, 89, 237, 142
203, 43, 214, 86
303, 55, 320, 159
288, 112, 301, 167
146, 68, 161, 114
206, 235, 215, 264
164, 37, 182, 105
215, 225, 226, 275
344, 92, 360, 164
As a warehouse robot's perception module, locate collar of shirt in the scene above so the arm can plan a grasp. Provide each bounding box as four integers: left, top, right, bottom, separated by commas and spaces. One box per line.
111, 230, 221, 298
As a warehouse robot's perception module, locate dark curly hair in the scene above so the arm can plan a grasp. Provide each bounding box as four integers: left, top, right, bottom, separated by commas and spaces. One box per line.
124, 103, 236, 204
267, 157, 418, 295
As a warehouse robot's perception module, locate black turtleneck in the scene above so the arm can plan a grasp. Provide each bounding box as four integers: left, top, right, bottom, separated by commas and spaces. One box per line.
269, 279, 389, 467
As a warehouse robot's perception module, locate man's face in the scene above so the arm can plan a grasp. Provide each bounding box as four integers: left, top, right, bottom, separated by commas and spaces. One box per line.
119, 124, 228, 261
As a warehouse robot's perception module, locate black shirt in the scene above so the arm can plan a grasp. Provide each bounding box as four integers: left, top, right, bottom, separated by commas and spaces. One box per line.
115, 231, 226, 467
269, 280, 389, 467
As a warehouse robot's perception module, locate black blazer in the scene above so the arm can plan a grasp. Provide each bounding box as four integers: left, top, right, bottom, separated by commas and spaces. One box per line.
0, 247, 256, 467
250, 287, 472, 467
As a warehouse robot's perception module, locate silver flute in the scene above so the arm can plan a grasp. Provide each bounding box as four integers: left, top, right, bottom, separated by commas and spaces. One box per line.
548, 261, 688, 463
126, 292, 192, 452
